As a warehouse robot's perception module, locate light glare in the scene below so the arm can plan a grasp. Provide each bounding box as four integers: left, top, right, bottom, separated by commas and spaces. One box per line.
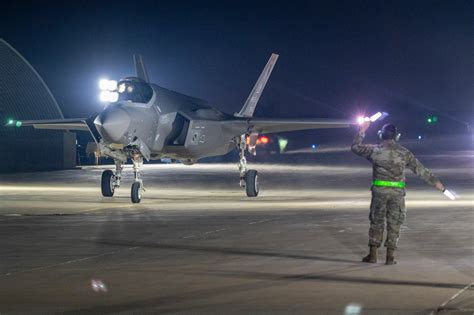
369, 112, 382, 122
99, 91, 111, 102
99, 91, 119, 103
443, 189, 457, 200
345, 304, 362, 315
99, 79, 109, 90
108, 92, 119, 102
107, 80, 117, 91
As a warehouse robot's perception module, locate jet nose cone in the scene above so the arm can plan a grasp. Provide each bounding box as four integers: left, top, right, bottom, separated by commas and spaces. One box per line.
94, 108, 131, 143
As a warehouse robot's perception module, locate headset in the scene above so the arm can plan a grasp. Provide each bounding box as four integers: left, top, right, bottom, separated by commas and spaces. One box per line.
378, 124, 401, 141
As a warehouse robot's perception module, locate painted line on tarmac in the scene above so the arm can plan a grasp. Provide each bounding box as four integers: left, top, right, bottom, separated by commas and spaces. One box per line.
0, 247, 139, 278
204, 228, 227, 235
181, 218, 275, 239
248, 218, 275, 225
431, 281, 474, 314
181, 228, 227, 239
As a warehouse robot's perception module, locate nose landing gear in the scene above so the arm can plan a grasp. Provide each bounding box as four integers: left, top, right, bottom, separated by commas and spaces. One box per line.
101, 170, 115, 197
100, 157, 145, 203
101, 161, 123, 197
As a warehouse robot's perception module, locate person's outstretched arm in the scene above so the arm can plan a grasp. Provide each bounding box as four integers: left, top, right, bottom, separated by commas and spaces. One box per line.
351, 122, 374, 159
406, 151, 444, 191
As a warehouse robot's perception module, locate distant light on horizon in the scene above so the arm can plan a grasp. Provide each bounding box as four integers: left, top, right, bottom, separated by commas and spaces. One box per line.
418, 135, 422, 140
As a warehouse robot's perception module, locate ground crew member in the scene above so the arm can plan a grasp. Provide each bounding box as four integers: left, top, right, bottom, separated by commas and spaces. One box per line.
352, 122, 445, 265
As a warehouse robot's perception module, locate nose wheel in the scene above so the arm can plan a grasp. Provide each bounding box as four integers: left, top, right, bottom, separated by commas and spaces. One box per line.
101, 161, 123, 197
101, 170, 115, 197
131, 181, 143, 203
100, 159, 144, 203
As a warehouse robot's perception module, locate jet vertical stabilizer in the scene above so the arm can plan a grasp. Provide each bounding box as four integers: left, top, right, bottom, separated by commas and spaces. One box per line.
134, 54, 149, 82
236, 53, 279, 118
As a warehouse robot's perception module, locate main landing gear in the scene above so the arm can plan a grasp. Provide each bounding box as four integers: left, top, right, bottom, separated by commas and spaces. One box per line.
238, 134, 259, 197
101, 161, 123, 197
100, 156, 145, 203
130, 155, 144, 203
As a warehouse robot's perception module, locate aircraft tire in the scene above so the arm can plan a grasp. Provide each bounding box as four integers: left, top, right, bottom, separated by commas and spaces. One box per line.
245, 170, 259, 197
101, 170, 115, 197
131, 181, 142, 203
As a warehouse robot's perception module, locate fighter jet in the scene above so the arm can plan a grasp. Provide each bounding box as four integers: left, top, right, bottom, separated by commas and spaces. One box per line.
17, 54, 353, 203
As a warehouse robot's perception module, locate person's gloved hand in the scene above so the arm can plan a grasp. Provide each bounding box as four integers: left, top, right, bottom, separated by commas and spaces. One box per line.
435, 181, 445, 191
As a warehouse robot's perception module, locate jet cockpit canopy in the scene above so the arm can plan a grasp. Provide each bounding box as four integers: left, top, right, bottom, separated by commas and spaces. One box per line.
117, 77, 153, 104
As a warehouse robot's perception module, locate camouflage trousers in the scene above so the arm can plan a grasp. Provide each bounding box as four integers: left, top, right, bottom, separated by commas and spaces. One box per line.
368, 186, 407, 249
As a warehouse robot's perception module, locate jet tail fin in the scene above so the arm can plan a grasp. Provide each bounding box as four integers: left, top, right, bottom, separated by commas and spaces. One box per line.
236, 53, 279, 117
134, 54, 150, 82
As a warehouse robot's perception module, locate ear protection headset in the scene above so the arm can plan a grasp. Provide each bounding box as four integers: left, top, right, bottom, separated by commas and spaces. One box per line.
378, 124, 401, 141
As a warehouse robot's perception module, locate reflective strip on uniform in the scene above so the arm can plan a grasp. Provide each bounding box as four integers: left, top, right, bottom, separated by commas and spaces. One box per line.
372, 180, 406, 188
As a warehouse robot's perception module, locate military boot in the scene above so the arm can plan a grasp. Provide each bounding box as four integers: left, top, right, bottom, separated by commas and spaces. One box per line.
386, 248, 397, 265
362, 246, 378, 263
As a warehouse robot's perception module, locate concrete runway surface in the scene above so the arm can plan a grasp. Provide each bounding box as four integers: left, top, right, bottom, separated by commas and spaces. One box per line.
0, 156, 473, 314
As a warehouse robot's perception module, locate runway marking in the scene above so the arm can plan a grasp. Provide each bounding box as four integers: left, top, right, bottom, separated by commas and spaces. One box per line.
0, 246, 139, 278
182, 218, 276, 240
249, 219, 274, 225
181, 228, 228, 239
431, 281, 474, 314
204, 228, 227, 235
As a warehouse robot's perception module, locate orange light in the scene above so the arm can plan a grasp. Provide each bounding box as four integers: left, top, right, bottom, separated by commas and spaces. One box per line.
259, 136, 269, 144
246, 136, 250, 145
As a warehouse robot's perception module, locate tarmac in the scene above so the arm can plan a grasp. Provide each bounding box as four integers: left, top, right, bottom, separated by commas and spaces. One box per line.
0, 152, 473, 314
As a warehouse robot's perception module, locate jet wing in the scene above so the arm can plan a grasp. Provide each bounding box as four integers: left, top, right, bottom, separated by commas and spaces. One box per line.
20, 118, 89, 131
244, 118, 353, 134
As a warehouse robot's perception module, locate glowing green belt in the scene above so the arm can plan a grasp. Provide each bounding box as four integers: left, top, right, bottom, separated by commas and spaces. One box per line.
372, 180, 406, 188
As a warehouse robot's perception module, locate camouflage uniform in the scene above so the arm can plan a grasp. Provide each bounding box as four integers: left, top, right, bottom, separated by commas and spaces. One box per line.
351, 130, 439, 249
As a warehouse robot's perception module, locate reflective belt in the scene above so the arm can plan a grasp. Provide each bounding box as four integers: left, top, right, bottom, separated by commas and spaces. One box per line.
372, 180, 406, 188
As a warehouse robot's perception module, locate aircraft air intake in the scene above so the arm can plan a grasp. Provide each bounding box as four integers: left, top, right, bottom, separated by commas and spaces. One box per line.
94, 108, 131, 143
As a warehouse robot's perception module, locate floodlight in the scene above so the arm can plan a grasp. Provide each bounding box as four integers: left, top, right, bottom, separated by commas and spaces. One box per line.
108, 92, 119, 102
99, 91, 111, 102
99, 79, 109, 90
107, 80, 117, 91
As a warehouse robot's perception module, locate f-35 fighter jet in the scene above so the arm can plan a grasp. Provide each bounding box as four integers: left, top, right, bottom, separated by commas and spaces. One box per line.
20, 54, 353, 203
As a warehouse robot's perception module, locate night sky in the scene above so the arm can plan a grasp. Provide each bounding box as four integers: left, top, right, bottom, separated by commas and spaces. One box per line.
1, 1, 472, 140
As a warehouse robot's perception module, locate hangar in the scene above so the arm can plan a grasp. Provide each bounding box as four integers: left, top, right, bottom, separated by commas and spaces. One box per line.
0, 39, 75, 172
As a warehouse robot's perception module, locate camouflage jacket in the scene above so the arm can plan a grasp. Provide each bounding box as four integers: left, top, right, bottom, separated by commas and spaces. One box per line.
351, 130, 439, 187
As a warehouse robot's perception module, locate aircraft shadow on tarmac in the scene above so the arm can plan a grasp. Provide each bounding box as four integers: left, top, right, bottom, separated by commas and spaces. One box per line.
94, 238, 358, 264
58, 239, 470, 314
94, 238, 467, 290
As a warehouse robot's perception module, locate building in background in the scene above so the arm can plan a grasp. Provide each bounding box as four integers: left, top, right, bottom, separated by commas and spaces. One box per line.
0, 39, 75, 173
